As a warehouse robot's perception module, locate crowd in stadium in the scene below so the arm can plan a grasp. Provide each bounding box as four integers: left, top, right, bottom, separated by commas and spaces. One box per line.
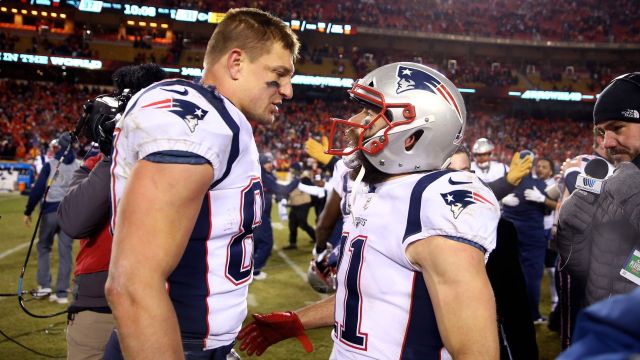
0, 81, 104, 160
152, 0, 640, 43
0, 79, 592, 170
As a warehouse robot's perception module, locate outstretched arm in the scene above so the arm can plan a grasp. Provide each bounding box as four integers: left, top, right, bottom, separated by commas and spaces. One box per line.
238, 295, 336, 356
105, 160, 213, 359
406, 236, 498, 360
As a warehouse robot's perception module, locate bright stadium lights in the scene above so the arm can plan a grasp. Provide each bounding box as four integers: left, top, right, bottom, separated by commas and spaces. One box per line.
31, 10, 38, 15
150, 22, 157, 28
126, 20, 134, 25
139, 21, 146, 26
160, 24, 168, 28
41, 12, 47, 16
1, 7, 7, 12
21, 9, 27, 14
51, 13, 57, 17
60, 13, 66, 18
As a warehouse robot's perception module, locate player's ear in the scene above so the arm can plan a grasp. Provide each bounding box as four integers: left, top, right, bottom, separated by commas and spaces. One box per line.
227, 48, 243, 81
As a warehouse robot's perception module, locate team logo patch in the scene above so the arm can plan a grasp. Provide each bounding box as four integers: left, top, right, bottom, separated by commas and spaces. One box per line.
441, 190, 495, 219
141, 94, 208, 133
396, 65, 462, 123
622, 109, 639, 119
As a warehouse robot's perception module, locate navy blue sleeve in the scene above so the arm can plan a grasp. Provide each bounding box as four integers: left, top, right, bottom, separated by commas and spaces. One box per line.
144, 150, 210, 165
24, 162, 51, 216
565, 172, 579, 194
262, 171, 299, 198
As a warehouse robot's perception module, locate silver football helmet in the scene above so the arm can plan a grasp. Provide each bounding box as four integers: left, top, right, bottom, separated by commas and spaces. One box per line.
307, 246, 337, 294
472, 138, 495, 169
327, 62, 466, 174
472, 138, 494, 155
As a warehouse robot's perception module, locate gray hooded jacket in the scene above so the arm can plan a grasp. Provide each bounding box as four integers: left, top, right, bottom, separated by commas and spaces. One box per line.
558, 161, 640, 305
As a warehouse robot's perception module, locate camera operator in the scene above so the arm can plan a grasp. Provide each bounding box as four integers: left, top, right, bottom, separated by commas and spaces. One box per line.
58, 63, 165, 360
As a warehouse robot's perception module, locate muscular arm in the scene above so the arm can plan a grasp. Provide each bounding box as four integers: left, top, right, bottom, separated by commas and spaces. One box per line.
296, 294, 336, 330
105, 160, 213, 359
406, 236, 498, 360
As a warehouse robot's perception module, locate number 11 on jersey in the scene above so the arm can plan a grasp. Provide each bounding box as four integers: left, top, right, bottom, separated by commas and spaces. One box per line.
336, 233, 369, 350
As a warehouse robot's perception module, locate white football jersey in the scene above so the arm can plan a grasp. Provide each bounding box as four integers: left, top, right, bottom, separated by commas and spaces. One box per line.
470, 160, 508, 183
562, 154, 615, 185
330, 170, 500, 359
110, 79, 263, 350
329, 159, 353, 217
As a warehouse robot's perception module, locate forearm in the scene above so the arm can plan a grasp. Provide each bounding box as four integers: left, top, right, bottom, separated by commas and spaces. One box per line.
408, 237, 499, 360
108, 277, 183, 359
429, 274, 498, 359
25, 165, 50, 214
486, 176, 516, 201
544, 197, 557, 210
296, 295, 336, 330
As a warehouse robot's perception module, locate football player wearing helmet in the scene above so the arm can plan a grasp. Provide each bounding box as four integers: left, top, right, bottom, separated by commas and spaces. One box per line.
238, 63, 500, 360
471, 138, 510, 183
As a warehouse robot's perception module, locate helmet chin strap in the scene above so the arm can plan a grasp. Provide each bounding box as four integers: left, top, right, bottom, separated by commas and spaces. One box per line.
349, 166, 366, 226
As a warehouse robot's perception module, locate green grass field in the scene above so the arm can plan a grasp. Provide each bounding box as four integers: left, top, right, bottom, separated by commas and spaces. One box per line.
0, 193, 561, 359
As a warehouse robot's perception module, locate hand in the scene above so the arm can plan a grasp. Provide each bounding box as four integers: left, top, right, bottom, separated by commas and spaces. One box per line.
237, 311, 312, 356
501, 193, 520, 207
524, 187, 546, 203
305, 137, 333, 165
506, 152, 533, 186
23, 215, 32, 226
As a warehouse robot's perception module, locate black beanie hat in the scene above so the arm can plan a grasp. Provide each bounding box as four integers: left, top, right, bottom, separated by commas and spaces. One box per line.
593, 73, 640, 125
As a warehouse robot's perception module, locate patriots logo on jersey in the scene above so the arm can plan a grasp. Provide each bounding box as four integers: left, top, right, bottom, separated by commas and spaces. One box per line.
396, 65, 462, 122
141, 91, 208, 133
440, 189, 495, 219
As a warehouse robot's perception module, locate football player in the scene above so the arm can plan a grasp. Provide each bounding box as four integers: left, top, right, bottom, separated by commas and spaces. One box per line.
471, 137, 509, 183
104, 8, 299, 359
238, 62, 500, 359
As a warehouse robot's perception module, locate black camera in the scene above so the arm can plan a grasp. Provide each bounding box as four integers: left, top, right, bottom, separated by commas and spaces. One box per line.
74, 63, 167, 156
75, 90, 132, 156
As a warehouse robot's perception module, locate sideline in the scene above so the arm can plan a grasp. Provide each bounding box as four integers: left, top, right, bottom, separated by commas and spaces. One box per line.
0, 242, 29, 260
275, 249, 326, 300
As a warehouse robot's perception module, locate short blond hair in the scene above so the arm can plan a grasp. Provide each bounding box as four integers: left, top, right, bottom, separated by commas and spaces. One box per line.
205, 8, 300, 66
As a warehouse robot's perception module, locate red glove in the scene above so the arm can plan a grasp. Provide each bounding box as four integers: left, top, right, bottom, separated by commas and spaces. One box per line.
237, 311, 313, 356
